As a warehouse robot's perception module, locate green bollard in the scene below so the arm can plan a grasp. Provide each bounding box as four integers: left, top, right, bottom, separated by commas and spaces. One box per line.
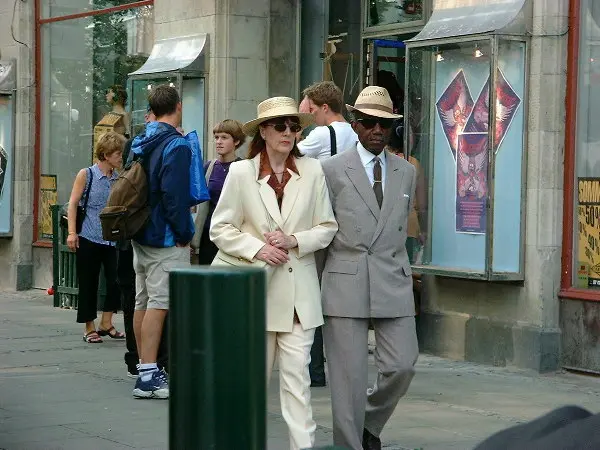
169, 266, 266, 450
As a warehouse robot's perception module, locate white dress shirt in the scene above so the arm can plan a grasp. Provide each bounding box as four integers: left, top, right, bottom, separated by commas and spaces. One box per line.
357, 142, 386, 194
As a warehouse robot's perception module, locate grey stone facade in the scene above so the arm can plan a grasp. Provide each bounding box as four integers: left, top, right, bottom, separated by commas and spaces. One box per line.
0, 0, 580, 371
0, 0, 35, 291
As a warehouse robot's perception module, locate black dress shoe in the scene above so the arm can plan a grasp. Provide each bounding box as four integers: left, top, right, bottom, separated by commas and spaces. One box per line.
362, 428, 382, 450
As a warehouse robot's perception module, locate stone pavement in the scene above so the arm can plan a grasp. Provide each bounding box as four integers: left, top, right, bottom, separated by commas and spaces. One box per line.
1, 290, 600, 450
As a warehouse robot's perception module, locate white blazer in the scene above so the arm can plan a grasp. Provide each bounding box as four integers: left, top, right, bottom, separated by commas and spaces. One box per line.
209, 154, 338, 332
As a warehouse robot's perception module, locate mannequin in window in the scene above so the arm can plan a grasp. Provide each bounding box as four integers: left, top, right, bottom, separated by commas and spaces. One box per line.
104, 85, 131, 138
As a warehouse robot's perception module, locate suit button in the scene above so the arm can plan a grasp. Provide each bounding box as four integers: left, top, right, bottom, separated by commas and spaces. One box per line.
392, 252, 397, 257
288, 267, 293, 273
399, 226, 403, 231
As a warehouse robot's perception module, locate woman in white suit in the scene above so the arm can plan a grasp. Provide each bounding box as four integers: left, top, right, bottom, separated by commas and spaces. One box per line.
210, 97, 338, 449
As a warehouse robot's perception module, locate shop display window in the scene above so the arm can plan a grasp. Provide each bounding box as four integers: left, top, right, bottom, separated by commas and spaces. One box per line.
38, 5, 153, 239
406, 38, 526, 280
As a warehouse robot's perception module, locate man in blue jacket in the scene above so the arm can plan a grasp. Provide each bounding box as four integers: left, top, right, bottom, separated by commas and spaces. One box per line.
130, 85, 193, 399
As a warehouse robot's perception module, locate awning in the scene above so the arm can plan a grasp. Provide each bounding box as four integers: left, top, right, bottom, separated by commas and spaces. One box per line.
408, 0, 531, 45
129, 34, 208, 77
0, 60, 16, 93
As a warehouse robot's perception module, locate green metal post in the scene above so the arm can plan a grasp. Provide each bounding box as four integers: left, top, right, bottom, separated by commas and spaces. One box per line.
169, 266, 266, 450
51, 205, 60, 307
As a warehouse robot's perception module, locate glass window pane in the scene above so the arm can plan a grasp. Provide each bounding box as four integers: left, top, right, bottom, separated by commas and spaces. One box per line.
41, 0, 144, 19
39, 6, 153, 238
327, 0, 363, 106
574, 0, 600, 288
408, 41, 491, 273
492, 40, 525, 273
367, 0, 423, 28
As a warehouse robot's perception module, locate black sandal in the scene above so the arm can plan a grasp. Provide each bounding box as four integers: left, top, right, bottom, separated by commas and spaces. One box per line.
83, 331, 103, 343
97, 326, 125, 339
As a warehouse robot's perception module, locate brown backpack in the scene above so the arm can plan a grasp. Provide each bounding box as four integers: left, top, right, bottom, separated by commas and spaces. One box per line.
99, 134, 177, 241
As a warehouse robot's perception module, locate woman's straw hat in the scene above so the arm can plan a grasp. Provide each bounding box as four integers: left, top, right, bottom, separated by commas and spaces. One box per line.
346, 86, 403, 119
242, 97, 314, 136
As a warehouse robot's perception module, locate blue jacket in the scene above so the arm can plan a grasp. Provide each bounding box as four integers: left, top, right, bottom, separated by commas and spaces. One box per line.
131, 122, 194, 248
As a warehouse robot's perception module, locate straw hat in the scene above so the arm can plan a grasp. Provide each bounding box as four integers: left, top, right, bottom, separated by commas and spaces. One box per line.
346, 86, 403, 119
242, 97, 314, 136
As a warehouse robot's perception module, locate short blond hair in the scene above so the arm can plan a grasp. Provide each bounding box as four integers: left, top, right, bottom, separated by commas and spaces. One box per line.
95, 131, 126, 161
213, 119, 246, 149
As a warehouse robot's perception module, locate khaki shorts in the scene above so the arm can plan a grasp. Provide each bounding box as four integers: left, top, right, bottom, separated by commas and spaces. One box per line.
132, 242, 190, 311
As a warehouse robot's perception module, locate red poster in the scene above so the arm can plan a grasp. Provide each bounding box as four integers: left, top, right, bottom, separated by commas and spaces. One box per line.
456, 133, 488, 234
436, 70, 474, 159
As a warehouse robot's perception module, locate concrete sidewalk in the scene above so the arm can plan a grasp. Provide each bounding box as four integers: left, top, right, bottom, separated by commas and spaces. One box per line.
1, 290, 600, 450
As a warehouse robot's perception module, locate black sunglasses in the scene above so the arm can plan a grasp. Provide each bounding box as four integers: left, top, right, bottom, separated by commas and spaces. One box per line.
264, 120, 302, 133
356, 117, 394, 130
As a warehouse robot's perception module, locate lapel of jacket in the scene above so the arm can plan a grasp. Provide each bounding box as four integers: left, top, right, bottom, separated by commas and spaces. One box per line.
344, 148, 380, 221
371, 151, 405, 244
253, 155, 284, 230
281, 168, 301, 225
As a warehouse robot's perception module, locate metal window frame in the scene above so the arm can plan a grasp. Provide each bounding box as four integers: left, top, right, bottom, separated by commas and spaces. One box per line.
33, 0, 154, 245
405, 34, 529, 281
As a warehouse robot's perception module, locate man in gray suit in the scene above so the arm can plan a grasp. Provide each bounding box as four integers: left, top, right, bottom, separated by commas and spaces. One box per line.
321, 86, 419, 450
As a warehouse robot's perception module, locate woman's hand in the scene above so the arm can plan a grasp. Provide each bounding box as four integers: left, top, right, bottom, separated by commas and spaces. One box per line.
264, 230, 297, 250
67, 233, 79, 252
255, 244, 290, 266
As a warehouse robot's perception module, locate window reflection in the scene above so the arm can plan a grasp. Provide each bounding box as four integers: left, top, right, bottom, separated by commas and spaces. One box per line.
367, 0, 423, 28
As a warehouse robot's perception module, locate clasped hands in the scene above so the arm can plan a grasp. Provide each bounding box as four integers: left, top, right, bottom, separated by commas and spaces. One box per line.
255, 230, 298, 266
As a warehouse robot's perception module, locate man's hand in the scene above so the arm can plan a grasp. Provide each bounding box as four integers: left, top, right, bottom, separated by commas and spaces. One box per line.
264, 230, 297, 250
255, 244, 290, 266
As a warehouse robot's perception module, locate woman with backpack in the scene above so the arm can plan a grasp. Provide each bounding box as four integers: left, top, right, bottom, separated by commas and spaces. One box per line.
192, 119, 245, 264
66, 131, 126, 344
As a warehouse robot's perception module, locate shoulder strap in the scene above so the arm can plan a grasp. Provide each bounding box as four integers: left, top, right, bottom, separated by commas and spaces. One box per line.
328, 125, 337, 156
205, 160, 216, 182
82, 167, 93, 210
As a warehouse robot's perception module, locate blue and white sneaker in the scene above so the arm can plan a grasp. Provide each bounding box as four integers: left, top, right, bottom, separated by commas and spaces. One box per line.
132, 369, 169, 399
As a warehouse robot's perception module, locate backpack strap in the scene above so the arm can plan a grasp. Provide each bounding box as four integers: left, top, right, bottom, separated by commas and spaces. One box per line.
205, 160, 217, 183
81, 167, 93, 211
328, 125, 337, 156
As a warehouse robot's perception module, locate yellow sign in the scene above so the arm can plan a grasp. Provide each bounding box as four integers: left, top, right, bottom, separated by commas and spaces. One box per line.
578, 178, 600, 287
39, 174, 57, 240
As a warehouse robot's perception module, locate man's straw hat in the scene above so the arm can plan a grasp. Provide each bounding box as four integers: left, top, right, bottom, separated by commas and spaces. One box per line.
346, 86, 402, 119
242, 97, 314, 136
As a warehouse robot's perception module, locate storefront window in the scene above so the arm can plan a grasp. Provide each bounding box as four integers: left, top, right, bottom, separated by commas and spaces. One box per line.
407, 38, 526, 279
38, 4, 153, 237
327, 0, 362, 105
573, 0, 600, 288
367, 0, 423, 28
41, 0, 144, 19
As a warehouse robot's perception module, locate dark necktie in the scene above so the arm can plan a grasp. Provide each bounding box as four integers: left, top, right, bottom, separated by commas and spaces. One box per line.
373, 156, 383, 208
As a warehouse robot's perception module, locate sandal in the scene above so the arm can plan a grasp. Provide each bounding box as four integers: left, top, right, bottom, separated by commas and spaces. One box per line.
83, 331, 103, 343
97, 326, 125, 340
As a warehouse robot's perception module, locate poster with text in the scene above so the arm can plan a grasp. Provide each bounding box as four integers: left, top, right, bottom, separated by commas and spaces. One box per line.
456, 133, 488, 234
436, 70, 474, 160
577, 178, 600, 287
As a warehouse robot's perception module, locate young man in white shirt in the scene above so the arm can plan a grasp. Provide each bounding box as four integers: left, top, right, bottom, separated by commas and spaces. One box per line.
297, 81, 357, 388
298, 81, 358, 161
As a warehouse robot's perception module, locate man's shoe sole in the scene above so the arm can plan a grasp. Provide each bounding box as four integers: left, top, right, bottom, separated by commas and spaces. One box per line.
132, 388, 169, 399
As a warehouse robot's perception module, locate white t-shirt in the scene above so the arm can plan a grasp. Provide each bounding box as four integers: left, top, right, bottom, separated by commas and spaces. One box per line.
298, 121, 358, 161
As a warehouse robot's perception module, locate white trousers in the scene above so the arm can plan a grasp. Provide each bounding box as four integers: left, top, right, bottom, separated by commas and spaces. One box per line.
267, 324, 316, 450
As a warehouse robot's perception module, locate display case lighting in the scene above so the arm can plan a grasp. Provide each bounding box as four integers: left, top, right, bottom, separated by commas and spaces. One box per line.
474, 45, 483, 58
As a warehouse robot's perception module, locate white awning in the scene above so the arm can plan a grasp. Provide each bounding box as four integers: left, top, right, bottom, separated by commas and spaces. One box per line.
129, 34, 208, 76
408, 0, 530, 45
0, 60, 16, 93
